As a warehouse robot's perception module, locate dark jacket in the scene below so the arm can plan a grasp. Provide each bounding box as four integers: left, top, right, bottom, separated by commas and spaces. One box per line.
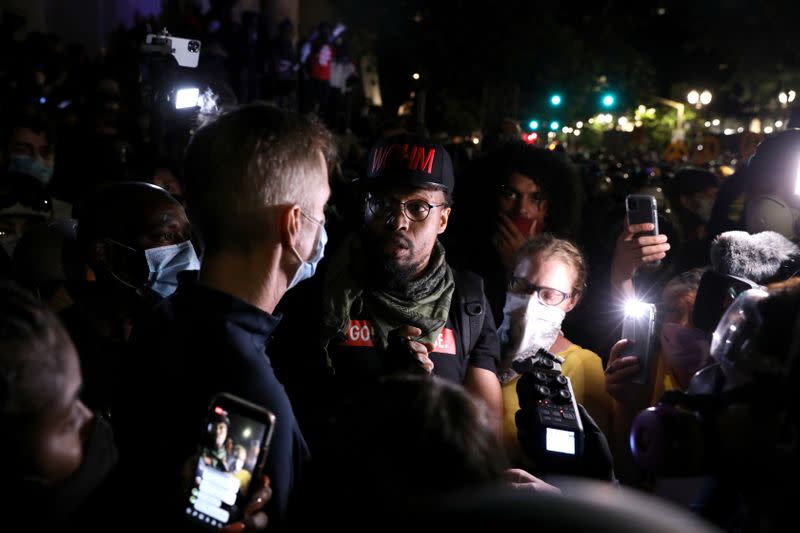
113, 279, 310, 532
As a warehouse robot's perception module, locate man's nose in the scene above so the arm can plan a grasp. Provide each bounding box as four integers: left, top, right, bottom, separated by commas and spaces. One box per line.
385, 204, 409, 230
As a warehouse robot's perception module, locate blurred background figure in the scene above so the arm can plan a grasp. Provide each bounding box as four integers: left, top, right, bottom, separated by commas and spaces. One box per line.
448, 141, 584, 326
668, 167, 719, 272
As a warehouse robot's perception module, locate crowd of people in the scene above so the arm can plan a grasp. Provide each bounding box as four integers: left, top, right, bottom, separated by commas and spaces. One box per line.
2, 5, 800, 533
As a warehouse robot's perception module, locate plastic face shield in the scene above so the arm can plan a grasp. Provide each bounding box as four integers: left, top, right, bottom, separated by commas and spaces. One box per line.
710, 288, 769, 379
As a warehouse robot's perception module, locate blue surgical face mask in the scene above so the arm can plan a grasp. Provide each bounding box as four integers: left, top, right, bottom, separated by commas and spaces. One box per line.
144, 240, 201, 298
288, 223, 327, 290
8, 154, 54, 185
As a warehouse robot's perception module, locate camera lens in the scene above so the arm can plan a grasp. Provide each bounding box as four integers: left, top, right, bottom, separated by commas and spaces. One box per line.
188, 40, 200, 53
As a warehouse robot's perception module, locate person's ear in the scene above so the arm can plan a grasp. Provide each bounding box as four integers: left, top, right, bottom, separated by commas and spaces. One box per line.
437, 206, 451, 234
565, 291, 581, 312
280, 205, 303, 249
679, 291, 695, 326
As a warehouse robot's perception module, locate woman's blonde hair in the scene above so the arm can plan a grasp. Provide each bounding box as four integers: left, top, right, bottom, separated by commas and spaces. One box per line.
516, 233, 588, 297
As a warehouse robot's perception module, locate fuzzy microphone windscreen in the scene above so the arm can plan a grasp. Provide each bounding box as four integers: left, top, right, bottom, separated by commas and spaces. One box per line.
710, 230, 800, 284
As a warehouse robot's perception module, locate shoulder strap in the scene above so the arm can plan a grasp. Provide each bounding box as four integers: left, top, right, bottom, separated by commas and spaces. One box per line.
452, 269, 486, 355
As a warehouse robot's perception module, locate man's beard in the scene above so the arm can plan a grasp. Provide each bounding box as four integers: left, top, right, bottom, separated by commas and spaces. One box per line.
363, 231, 421, 291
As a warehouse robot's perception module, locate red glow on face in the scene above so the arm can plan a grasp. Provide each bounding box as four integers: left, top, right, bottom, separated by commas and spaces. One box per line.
512, 216, 535, 236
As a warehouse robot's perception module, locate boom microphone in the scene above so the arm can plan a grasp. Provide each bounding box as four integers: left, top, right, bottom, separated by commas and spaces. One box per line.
710, 230, 800, 284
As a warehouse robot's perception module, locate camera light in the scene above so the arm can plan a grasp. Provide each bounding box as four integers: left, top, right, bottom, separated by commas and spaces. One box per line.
175, 87, 200, 109
624, 298, 649, 318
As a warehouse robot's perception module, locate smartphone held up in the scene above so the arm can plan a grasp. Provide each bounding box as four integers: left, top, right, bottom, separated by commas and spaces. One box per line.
620, 299, 657, 385
626, 194, 662, 270
185, 393, 275, 529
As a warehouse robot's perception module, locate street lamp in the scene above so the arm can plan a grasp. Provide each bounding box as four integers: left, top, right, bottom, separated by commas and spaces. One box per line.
687, 89, 712, 109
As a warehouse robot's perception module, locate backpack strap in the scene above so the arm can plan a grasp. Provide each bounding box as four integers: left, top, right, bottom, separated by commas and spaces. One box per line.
452, 269, 486, 355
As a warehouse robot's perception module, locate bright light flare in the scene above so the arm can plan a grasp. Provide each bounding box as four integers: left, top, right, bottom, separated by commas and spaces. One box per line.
624, 299, 649, 318
175, 87, 200, 109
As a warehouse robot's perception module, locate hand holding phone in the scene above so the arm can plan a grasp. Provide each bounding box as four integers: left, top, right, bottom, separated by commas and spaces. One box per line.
185, 393, 275, 530
625, 194, 662, 270
611, 197, 670, 292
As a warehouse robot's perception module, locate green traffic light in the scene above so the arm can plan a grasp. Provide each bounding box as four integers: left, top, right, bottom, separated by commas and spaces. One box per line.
529, 120, 539, 130
549, 121, 560, 131
601, 93, 616, 107
550, 94, 562, 106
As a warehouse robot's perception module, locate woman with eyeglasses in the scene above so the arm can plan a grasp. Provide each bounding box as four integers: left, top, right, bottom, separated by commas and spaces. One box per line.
497, 234, 614, 467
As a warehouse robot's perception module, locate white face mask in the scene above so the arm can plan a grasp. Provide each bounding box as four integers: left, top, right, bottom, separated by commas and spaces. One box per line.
288, 223, 327, 290
498, 291, 566, 363
144, 240, 201, 298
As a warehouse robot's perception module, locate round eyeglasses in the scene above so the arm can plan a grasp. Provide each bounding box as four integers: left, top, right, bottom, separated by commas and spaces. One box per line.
508, 276, 571, 306
366, 195, 445, 222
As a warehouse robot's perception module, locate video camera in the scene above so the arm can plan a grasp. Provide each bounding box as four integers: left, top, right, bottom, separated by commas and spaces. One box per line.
137, 29, 219, 165
513, 348, 584, 465
630, 285, 800, 527
142, 30, 201, 68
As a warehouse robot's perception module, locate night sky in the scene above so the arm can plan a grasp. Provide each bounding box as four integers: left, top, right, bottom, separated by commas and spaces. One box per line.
334, 0, 800, 132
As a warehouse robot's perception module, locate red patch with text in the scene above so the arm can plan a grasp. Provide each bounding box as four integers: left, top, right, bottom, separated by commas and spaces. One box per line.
432, 327, 457, 355
340, 320, 457, 355
341, 320, 376, 347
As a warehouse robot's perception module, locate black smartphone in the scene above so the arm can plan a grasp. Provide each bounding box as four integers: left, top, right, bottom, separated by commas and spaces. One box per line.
184, 393, 276, 529
620, 301, 657, 385
626, 194, 661, 269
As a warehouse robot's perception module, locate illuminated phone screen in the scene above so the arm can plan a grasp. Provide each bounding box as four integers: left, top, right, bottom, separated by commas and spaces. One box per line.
186, 405, 269, 528
546, 427, 576, 455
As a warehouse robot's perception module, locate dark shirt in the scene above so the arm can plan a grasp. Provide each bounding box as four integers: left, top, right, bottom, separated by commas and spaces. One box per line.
271, 263, 500, 451
329, 306, 498, 385
113, 280, 310, 532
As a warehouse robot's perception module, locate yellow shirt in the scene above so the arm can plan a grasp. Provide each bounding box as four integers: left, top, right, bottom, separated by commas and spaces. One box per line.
651, 356, 680, 404
233, 468, 252, 494
501, 344, 614, 447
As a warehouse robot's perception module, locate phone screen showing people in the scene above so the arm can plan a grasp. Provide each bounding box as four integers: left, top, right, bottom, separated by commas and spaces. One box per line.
186, 401, 271, 528
546, 427, 576, 455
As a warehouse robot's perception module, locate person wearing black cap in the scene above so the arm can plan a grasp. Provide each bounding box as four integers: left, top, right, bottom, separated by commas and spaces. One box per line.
201, 411, 232, 472
271, 134, 503, 455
